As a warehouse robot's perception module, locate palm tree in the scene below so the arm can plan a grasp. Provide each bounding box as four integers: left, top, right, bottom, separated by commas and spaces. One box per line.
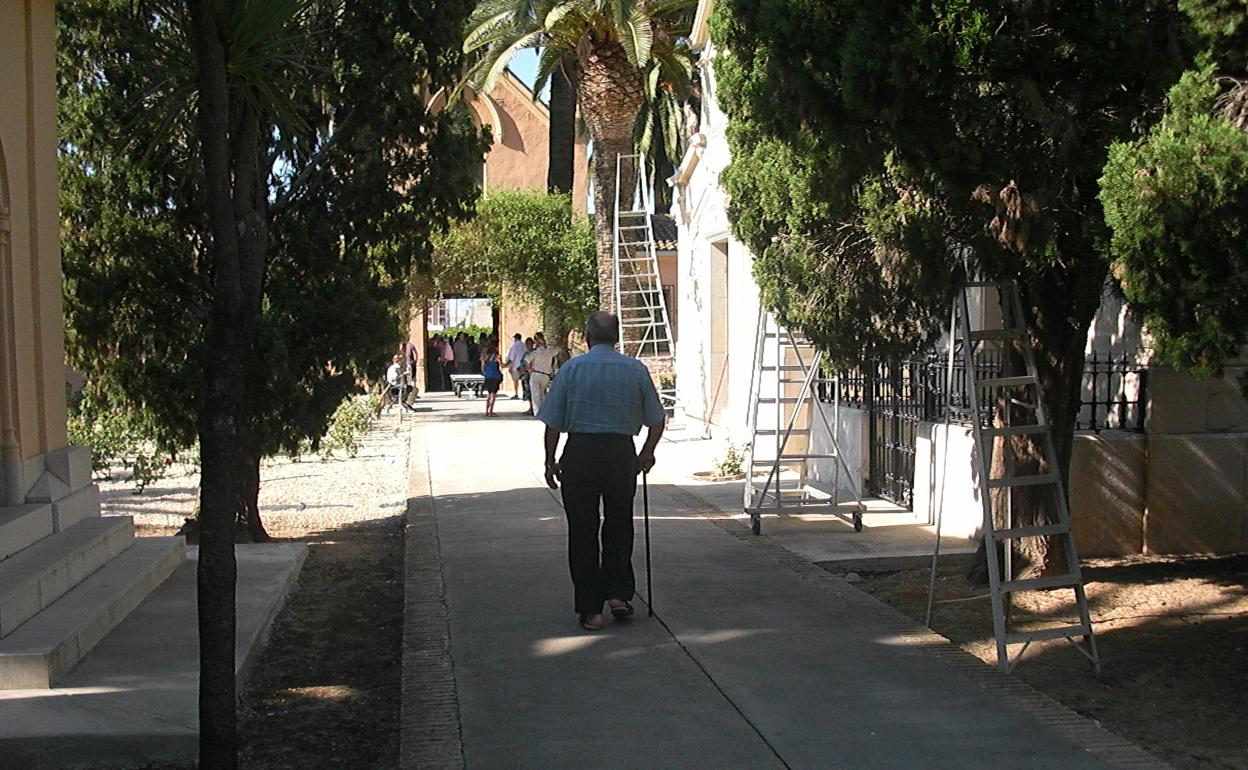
464, 0, 696, 312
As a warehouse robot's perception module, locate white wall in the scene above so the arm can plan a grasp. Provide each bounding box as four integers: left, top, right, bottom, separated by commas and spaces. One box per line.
672, 33, 761, 445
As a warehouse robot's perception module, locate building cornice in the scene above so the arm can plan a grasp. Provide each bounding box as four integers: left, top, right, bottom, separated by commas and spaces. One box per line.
691, 0, 714, 51
668, 133, 707, 189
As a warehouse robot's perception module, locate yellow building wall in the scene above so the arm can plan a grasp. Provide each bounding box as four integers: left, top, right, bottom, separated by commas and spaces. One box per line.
1, 0, 69, 479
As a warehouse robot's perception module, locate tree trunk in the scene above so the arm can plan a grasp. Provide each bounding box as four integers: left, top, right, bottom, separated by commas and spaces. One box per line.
547, 58, 577, 197
188, 2, 241, 766
576, 37, 645, 312
970, 264, 1106, 583
238, 453, 270, 542
189, 2, 273, 764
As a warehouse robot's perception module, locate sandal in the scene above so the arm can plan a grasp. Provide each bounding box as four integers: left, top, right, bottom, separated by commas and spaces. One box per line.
579, 613, 604, 631
608, 600, 634, 619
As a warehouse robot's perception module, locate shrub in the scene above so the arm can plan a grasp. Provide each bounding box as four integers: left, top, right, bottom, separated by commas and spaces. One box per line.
716, 442, 747, 477
320, 393, 380, 459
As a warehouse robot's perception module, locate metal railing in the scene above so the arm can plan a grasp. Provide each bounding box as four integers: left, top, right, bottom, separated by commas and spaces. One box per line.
825, 349, 1147, 432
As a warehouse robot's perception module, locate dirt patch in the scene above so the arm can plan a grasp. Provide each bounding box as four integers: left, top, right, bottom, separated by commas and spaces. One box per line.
237, 517, 405, 769
853, 554, 1248, 770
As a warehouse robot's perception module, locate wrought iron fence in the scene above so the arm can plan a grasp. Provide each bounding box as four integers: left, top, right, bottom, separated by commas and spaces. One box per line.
827, 349, 1147, 432
1077, 352, 1148, 433
819, 348, 1147, 508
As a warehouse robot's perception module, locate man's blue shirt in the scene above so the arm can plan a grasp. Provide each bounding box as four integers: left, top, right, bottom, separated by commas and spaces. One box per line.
537, 344, 665, 435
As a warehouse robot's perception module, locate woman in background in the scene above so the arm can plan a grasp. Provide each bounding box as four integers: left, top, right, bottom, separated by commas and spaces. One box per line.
481, 342, 504, 416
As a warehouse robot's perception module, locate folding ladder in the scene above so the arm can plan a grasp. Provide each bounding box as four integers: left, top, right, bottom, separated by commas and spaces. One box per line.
613, 153, 675, 409
742, 307, 864, 535
946, 280, 1099, 673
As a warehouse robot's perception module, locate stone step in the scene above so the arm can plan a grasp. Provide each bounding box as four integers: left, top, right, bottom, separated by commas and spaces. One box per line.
0, 517, 135, 637
0, 537, 185, 689
0, 504, 55, 563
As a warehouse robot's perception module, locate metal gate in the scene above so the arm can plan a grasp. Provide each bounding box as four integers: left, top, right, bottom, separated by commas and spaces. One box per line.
868, 360, 923, 507
836, 355, 971, 510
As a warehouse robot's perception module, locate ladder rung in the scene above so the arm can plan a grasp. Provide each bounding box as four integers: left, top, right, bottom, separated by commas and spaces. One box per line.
986, 473, 1060, 489
966, 281, 1011, 289
994, 523, 1069, 540
1005, 624, 1092, 644
753, 428, 812, 436
1000, 573, 1081, 593
618, 210, 647, 216
761, 365, 806, 371
979, 376, 1036, 388
752, 453, 838, 463
758, 397, 803, 404
764, 333, 811, 342
618, 225, 650, 230
981, 425, 1048, 438
969, 328, 1025, 341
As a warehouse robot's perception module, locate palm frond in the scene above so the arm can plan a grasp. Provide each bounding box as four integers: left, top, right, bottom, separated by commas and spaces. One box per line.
465, 12, 523, 52
533, 45, 569, 98
471, 28, 544, 94
618, 8, 653, 67
645, 0, 697, 23
543, 1, 576, 31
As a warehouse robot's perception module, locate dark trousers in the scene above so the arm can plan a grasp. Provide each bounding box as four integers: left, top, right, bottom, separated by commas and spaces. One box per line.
559, 433, 637, 614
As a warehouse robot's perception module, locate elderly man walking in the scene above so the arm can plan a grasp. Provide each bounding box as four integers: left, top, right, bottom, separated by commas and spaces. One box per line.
526, 332, 560, 414
538, 311, 666, 631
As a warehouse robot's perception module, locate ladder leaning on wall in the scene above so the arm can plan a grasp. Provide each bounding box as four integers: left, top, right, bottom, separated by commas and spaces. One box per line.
742, 306, 865, 535
612, 153, 676, 410
931, 279, 1099, 674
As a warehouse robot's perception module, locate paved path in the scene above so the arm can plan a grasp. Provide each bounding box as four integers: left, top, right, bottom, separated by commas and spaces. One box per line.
402, 394, 1161, 770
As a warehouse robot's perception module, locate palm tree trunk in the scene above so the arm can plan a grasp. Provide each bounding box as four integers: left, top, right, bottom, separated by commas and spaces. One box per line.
547, 58, 577, 196
577, 38, 644, 312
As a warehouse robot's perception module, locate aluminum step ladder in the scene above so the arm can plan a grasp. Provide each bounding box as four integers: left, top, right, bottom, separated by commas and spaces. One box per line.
946, 280, 1099, 674
613, 153, 675, 410
742, 307, 864, 535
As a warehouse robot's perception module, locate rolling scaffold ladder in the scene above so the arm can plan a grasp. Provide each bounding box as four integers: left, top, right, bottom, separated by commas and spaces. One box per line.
933, 280, 1099, 674
743, 307, 865, 535
613, 153, 676, 410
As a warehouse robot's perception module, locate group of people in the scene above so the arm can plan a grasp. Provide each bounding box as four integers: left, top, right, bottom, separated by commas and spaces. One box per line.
401, 328, 562, 418
425, 331, 496, 391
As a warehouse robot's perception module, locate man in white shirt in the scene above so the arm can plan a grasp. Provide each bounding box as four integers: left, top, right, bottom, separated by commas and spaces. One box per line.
504, 333, 527, 399
385, 355, 414, 412
526, 332, 561, 414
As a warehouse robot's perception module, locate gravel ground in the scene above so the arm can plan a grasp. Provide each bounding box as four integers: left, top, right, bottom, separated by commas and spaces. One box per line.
98, 419, 411, 536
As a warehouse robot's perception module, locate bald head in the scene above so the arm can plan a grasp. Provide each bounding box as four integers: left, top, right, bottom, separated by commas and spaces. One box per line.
586, 311, 620, 346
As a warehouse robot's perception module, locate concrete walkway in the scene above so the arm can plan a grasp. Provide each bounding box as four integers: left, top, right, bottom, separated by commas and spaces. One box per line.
402, 394, 1162, 770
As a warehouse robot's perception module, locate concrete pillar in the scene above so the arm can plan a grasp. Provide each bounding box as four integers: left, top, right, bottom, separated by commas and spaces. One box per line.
0, 0, 87, 519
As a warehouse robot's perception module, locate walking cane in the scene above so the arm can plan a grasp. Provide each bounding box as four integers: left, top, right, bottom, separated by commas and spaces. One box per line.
643, 471, 654, 617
